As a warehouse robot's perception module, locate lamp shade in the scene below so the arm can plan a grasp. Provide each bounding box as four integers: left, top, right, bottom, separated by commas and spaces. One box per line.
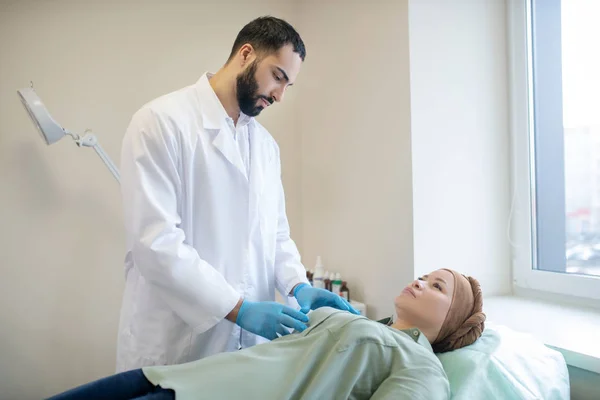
17, 87, 66, 145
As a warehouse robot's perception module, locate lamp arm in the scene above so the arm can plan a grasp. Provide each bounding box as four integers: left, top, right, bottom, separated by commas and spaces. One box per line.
75, 132, 121, 183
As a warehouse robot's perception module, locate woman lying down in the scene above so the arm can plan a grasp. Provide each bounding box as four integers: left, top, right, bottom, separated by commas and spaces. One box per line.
48, 269, 485, 400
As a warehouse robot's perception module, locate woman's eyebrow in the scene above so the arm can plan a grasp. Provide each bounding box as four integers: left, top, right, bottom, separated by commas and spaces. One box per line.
434, 277, 447, 285
423, 275, 447, 285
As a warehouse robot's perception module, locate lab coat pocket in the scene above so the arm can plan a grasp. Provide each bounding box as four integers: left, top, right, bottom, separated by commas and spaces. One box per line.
129, 278, 186, 364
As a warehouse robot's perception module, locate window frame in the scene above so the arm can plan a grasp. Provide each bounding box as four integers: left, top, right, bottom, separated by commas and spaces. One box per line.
508, 0, 600, 301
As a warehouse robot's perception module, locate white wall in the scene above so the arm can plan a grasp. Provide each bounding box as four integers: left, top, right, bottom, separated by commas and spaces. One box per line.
0, 1, 301, 398
409, 0, 512, 295
297, 0, 414, 319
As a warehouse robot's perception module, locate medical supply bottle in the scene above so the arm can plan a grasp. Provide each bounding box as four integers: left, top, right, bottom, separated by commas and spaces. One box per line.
331, 273, 342, 294
340, 281, 350, 301
306, 269, 313, 285
312, 256, 325, 289
324, 272, 331, 291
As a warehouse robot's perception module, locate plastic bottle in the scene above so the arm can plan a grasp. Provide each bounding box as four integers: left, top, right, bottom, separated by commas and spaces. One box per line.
324, 271, 331, 291
306, 269, 313, 285
331, 273, 342, 294
312, 256, 325, 289
340, 281, 350, 301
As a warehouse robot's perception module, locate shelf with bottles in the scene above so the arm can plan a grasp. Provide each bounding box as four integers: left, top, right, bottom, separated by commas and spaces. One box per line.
305, 255, 361, 313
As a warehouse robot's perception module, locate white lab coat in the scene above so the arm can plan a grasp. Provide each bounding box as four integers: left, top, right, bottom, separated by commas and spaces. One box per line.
115, 73, 308, 372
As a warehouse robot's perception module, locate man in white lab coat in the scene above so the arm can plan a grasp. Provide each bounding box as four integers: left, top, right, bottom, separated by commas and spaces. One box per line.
116, 16, 357, 372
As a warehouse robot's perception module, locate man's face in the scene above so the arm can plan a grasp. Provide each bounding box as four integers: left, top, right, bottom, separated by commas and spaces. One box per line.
236, 44, 302, 117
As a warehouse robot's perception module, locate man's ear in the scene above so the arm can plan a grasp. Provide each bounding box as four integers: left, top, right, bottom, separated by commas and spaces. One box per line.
238, 44, 255, 67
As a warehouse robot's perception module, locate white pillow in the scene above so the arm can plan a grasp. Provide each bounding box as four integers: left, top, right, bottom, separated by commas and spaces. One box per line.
436, 322, 570, 399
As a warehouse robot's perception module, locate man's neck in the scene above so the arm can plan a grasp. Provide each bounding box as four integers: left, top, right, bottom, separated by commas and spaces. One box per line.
209, 68, 241, 124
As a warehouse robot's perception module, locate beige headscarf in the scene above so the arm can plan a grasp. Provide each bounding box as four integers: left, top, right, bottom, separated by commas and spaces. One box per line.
432, 269, 486, 353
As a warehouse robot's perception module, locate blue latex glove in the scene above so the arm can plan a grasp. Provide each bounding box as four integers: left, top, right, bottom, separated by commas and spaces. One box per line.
235, 300, 309, 340
293, 283, 360, 315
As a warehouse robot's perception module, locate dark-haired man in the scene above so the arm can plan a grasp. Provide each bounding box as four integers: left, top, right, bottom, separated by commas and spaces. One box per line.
116, 16, 357, 372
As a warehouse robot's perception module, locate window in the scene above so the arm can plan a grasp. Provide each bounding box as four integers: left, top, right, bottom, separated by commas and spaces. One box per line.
508, 0, 600, 300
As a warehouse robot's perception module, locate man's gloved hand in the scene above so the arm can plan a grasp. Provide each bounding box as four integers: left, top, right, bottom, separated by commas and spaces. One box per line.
293, 283, 360, 315
235, 300, 309, 340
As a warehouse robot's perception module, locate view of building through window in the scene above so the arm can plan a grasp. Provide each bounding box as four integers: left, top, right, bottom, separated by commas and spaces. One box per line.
562, 0, 600, 276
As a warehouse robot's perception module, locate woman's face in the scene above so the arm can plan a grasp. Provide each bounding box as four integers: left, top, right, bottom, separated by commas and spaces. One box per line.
394, 269, 455, 340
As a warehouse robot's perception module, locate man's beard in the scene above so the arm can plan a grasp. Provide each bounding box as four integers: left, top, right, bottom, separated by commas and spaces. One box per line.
236, 60, 273, 117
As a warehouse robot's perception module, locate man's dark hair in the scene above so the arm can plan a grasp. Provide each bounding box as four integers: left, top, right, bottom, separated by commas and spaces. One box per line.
227, 16, 306, 63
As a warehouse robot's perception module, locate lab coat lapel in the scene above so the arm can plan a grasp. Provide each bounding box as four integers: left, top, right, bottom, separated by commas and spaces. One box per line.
212, 126, 247, 179
249, 122, 267, 224
195, 73, 248, 179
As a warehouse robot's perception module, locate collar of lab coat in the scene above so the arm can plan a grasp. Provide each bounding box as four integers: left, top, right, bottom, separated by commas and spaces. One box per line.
196, 72, 257, 179
196, 72, 254, 130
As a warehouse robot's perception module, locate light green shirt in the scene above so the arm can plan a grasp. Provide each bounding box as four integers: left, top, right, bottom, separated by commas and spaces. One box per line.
143, 307, 451, 399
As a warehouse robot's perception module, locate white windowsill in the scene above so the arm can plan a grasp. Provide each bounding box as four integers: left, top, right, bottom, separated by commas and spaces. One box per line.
485, 294, 600, 374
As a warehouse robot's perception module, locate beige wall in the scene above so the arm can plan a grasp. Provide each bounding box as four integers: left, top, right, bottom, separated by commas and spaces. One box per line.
0, 1, 300, 398
296, 0, 414, 319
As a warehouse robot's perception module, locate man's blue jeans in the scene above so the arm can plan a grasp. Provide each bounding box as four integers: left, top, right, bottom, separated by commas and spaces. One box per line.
46, 368, 174, 400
